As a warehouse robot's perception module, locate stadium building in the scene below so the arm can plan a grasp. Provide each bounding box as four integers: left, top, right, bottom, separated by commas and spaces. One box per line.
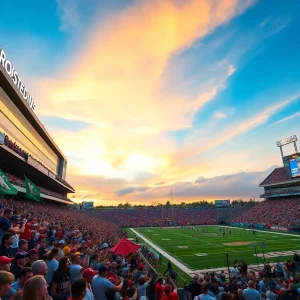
0, 48, 74, 204
260, 136, 300, 201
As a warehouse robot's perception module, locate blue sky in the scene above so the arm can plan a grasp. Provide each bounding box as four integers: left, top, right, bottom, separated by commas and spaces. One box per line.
1, 0, 300, 204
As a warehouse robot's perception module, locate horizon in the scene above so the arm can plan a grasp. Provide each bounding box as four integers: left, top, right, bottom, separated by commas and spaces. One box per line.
1, 0, 300, 205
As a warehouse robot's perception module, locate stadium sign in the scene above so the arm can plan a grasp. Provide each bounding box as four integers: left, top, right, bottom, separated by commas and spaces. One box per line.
276, 135, 297, 147
0, 48, 36, 111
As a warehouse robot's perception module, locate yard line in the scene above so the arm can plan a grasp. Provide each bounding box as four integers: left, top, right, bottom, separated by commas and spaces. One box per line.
130, 228, 193, 276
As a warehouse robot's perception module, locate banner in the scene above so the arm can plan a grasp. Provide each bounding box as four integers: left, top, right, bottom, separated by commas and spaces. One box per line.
25, 176, 40, 201
0, 170, 18, 195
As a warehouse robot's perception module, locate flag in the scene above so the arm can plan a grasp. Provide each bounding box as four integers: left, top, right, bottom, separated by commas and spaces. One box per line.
0, 170, 18, 195
25, 176, 40, 201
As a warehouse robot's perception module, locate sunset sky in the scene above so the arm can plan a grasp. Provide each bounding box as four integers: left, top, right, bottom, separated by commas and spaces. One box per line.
1, 0, 300, 205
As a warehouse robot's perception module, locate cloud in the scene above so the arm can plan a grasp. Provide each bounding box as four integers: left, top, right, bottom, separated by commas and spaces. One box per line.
56, 0, 80, 32
31, 0, 256, 195
37, 0, 254, 133
115, 186, 150, 197
213, 111, 227, 120
273, 112, 300, 125
112, 166, 278, 202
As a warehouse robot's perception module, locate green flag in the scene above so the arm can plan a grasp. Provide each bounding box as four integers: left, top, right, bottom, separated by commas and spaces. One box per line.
25, 176, 40, 201
0, 169, 18, 195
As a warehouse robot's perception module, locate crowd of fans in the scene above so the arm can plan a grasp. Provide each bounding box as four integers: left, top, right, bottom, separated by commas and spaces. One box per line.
93, 207, 218, 227
230, 198, 300, 228
261, 188, 300, 198
260, 168, 290, 186
3, 135, 28, 160
5, 173, 70, 202
1, 133, 74, 191
0, 194, 300, 299
184, 260, 300, 300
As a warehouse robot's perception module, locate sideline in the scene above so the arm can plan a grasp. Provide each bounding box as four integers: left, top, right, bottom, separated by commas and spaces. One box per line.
214, 225, 300, 237
130, 228, 193, 276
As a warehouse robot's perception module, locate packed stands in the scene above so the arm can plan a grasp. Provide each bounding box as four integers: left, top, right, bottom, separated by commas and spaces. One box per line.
260, 167, 291, 185
4, 134, 28, 159
1, 133, 74, 190
93, 207, 218, 227
230, 198, 300, 228
0, 197, 300, 300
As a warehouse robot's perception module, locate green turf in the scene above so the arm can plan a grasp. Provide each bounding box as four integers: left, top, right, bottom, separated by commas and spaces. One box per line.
134, 226, 300, 271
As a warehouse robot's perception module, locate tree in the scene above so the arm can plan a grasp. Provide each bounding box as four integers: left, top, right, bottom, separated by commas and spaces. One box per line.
166, 200, 171, 206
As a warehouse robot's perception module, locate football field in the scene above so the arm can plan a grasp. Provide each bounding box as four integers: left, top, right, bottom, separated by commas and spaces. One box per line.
132, 226, 300, 272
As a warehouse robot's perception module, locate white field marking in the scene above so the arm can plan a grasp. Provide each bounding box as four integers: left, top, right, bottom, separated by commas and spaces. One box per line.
195, 253, 208, 256
130, 228, 194, 275
177, 246, 189, 249
211, 225, 300, 237
128, 238, 134, 241
162, 238, 171, 240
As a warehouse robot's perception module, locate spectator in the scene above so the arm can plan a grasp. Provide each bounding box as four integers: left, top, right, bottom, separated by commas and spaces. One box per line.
189, 275, 202, 300
31, 260, 48, 277
155, 278, 165, 300
45, 248, 59, 284
0, 233, 14, 257
92, 266, 123, 300
36, 234, 49, 259
82, 268, 97, 300
137, 276, 151, 299
10, 216, 21, 256
18, 239, 28, 253
10, 252, 27, 280
23, 275, 49, 300
70, 251, 91, 285
70, 279, 87, 300
0, 271, 15, 299
243, 280, 261, 300
0, 209, 25, 242
51, 257, 71, 299
28, 231, 38, 250
161, 278, 178, 300
11, 267, 33, 291
26, 249, 39, 267
194, 282, 215, 300
0, 256, 13, 272
57, 240, 65, 261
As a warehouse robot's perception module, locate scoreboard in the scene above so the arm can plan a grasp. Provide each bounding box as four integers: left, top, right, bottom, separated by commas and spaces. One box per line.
215, 200, 230, 208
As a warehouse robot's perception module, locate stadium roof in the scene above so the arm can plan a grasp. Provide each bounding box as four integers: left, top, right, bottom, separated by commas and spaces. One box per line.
260, 167, 300, 187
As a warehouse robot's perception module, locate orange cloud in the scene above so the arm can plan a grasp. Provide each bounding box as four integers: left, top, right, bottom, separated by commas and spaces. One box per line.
32, 0, 256, 202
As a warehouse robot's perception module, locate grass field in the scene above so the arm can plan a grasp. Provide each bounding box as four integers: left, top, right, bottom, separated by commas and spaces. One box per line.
133, 226, 300, 274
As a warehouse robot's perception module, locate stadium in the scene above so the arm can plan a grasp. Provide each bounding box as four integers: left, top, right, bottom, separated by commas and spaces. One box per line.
1, 49, 300, 299
0, 48, 74, 204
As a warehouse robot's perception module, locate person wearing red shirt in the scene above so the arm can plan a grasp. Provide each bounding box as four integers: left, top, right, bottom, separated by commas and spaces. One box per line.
155, 278, 165, 300
161, 278, 178, 300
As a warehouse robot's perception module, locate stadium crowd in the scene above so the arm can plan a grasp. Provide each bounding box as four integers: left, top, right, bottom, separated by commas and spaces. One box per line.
261, 188, 300, 198
1, 133, 74, 192
3, 135, 28, 160
0, 195, 300, 299
93, 208, 217, 227
230, 198, 300, 228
